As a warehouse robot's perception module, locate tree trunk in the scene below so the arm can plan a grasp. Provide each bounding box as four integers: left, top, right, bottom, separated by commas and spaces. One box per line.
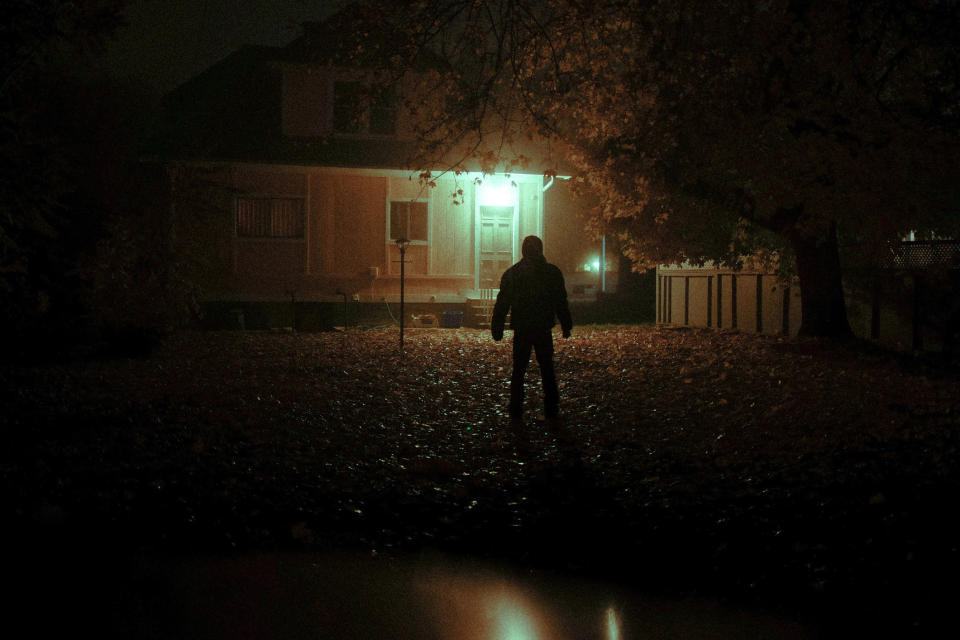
790, 224, 854, 339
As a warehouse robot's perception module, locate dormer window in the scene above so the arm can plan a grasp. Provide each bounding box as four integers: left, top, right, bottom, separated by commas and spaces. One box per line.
333, 81, 397, 136
369, 88, 397, 135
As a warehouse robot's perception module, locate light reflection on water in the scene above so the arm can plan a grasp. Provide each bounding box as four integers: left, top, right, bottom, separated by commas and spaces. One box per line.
605, 606, 622, 640
412, 567, 556, 639
484, 589, 540, 640
72, 551, 812, 639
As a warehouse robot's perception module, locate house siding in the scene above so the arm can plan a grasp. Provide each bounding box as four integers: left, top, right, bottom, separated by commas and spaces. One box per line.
518, 181, 541, 241
230, 169, 308, 292
332, 174, 387, 277
282, 66, 332, 137
307, 171, 331, 275
184, 163, 555, 303
430, 177, 475, 276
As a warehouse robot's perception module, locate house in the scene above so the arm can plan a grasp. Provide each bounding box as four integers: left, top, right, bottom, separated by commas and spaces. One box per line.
152, 17, 602, 330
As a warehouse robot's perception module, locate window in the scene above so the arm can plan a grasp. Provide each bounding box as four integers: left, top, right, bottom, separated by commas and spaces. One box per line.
333, 81, 397, 136
333, 81, 361, 134
369, 88, 397, 135
389, 201, 428, 242
236, 197, 305, 238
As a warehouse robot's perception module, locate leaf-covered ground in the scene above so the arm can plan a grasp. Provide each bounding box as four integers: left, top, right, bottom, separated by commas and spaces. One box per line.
3, 326, 960, 636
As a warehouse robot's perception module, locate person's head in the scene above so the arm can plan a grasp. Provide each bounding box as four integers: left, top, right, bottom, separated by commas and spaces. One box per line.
521, 235, 544, 259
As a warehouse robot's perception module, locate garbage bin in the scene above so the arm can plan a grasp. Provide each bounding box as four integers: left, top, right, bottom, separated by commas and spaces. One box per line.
441, 311, 463, 328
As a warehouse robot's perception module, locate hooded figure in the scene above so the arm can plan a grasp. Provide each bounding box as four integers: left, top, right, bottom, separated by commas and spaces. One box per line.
491, 235, 573, 421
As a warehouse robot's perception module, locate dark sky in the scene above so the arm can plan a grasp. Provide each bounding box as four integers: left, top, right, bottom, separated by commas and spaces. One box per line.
90, 0, 340, 92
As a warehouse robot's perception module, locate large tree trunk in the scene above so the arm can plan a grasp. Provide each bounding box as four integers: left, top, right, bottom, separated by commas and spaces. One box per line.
790, 223, 854, 339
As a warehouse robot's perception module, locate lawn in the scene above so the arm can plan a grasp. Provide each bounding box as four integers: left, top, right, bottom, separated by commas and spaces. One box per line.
3, 325, 959, 636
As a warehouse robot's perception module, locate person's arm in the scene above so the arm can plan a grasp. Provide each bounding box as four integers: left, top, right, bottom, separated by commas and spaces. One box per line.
491, 271, 511, 341
555, 270, 573, 338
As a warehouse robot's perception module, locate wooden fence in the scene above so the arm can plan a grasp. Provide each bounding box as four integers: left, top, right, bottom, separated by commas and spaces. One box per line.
655, 266, 802, 337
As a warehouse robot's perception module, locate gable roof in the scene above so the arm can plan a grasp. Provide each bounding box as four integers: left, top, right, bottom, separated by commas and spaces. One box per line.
150, 7, 562, 176
151, 39, 425, 169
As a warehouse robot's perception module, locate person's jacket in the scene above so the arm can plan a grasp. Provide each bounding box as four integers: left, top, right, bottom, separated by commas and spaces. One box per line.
491, 255, 573, 339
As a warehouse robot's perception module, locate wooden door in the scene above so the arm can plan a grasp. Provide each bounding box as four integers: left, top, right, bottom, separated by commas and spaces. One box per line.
478, 205, 515, 289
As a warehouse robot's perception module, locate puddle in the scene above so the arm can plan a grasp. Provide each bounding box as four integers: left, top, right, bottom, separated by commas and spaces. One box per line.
15, 550, 813, 639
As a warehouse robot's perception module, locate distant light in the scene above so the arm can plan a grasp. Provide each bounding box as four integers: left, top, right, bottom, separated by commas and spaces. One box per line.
593, 259, 601, 271
605, 606, 622, 640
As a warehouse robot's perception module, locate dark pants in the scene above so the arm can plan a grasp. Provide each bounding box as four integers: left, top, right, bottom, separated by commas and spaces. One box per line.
510, 329, 559, 418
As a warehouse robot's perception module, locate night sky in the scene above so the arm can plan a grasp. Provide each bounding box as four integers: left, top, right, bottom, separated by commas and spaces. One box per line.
90, 0, 339, 92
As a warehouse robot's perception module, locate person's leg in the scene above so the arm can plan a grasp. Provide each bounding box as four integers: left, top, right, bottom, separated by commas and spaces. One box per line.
532, 331, 559, 418
510, 332, 533, 418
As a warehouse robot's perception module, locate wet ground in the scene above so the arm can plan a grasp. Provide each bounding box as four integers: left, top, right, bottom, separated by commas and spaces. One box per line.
3, 327, 960, 637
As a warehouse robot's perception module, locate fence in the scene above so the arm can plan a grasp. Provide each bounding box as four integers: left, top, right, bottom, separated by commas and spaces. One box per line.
656, 266, 802, 336
657, 245, 960, 355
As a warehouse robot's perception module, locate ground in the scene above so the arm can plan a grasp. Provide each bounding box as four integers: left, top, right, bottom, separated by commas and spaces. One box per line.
3, 326, 959, 637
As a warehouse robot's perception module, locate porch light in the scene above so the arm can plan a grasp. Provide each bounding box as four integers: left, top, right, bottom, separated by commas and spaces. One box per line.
477, 181, 516, 207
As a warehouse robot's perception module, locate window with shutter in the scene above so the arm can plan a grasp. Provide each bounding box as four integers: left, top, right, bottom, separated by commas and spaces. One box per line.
236, 197, 305, 239
389, 201, 428, 243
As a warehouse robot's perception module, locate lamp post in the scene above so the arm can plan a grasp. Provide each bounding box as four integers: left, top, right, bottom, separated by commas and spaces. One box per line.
396, 237, 409, 358
601, 235, 606, 294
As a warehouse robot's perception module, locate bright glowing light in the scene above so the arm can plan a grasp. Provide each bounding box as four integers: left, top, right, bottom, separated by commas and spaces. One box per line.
415, 572, 549, 640
492, 596, 538, 640
478, 181, 516, 207
605, 606, 622, 640
593, 259, 601, 271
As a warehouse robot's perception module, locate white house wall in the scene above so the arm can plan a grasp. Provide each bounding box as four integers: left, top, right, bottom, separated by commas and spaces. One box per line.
197, 162, 554, 301
430, 177, 475, 276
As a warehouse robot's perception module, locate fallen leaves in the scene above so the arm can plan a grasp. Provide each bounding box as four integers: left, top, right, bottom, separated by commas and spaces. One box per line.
2, 325, 960, 630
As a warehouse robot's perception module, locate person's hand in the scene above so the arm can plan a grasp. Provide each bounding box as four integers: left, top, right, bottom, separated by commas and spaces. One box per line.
492, 329, 503, 342
562, 329, 571, 339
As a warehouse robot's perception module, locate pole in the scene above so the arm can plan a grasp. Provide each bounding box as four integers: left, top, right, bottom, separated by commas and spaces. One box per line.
601, 235, 606, 293
398, 239, 407, 357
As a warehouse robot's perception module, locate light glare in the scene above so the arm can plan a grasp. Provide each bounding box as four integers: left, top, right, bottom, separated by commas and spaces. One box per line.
478, 182, 516, 207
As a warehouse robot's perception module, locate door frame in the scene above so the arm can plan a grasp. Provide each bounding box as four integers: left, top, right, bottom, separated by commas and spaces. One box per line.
474, 179, 519, 290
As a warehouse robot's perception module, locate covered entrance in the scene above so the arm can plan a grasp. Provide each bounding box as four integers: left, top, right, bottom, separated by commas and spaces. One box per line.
476, 181, 518, 290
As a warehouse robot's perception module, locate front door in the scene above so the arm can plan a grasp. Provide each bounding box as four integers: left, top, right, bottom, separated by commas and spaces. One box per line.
478, 205, 515, 290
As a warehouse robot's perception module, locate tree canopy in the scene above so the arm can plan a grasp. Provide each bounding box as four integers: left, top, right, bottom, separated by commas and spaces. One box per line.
0, 1, 193, 359
354, 0, 960, 337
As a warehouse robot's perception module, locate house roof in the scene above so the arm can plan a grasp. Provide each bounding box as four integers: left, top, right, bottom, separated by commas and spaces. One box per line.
149, 7, 563, 176
151, 38, 426, 169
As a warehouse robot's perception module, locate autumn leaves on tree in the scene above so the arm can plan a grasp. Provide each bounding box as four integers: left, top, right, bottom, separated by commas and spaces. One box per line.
353, 0, 960, 338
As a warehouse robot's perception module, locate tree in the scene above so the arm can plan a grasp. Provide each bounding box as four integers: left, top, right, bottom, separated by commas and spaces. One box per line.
354, 0, 960, 338
0, 1, 141, 357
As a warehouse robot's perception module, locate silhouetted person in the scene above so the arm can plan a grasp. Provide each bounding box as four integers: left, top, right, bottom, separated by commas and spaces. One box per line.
491, 235, 573, 422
